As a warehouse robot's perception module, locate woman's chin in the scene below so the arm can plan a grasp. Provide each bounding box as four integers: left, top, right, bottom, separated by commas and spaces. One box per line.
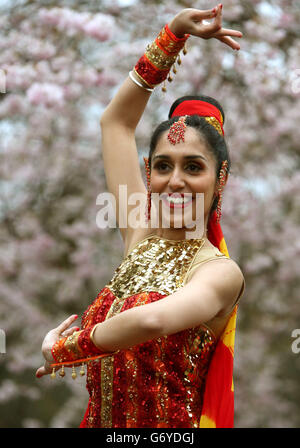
150, 202, 208, 236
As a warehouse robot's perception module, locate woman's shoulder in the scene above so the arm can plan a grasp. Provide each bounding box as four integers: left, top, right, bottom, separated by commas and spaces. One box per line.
191, 242, 245, 288
185, 240, 245, 306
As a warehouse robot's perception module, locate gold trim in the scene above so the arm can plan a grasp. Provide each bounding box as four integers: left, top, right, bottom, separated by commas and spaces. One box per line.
157, 27, 187, 55
133, 68, 155, 89
100, 356, 114, 427
100, 291, 125, 427
64, 331, 81, 357
145, 42, 177, 70
89, 323, 114, 353
204, 116, 223, 136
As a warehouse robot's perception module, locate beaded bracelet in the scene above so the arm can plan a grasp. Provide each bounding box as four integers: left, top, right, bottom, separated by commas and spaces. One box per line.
134, 24, 189, 92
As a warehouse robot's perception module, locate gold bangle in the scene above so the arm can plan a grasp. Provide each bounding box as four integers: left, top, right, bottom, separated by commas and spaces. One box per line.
129, 70, 154, 92
133, 68, 155, 89
89, 323, 110, 352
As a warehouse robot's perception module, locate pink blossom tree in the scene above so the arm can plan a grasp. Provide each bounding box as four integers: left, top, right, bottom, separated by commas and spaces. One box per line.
0, 0, 299, 427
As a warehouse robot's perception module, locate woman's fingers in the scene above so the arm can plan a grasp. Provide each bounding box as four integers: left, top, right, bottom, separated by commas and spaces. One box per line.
189, 4, 243, 48
61, 326, 80, 338
192, 4, 222, 37
214, 3, 223, 29
190, 6, 219, 21
36, 364, 59, 378
55, 314, 78, 335
214, 28, 243, 38
216, 35, 241, 50
36, 366, 47, 378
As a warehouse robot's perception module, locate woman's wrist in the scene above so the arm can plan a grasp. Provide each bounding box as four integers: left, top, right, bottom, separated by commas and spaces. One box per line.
168, 15, 187, 39
89, 323, 112, 352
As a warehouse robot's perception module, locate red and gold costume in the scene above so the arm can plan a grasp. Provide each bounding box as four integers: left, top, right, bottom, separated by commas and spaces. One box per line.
51, 221, 244, 428
50, 27, 245, 428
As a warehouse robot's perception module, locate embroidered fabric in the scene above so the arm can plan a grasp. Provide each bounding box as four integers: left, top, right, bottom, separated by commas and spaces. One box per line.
79, 234, 233, 428
51, 233, 244, 427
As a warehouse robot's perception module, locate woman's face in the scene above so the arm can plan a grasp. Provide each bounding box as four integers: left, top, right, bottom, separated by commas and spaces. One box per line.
150, 126, 218, 231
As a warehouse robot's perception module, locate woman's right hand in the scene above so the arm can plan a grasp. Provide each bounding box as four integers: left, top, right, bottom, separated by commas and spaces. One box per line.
168, 4, 243, 50
35, 314, 79, 378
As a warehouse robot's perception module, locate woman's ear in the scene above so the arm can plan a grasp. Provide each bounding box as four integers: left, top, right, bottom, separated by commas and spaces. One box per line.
214, 173, 228, 200
216, 162, 229, 192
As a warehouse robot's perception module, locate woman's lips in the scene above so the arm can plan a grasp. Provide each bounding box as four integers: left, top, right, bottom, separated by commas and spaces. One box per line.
161, 193, 194, 209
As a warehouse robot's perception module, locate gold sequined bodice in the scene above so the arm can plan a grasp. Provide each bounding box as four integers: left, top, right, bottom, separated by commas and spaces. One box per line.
107, 234, 206, 298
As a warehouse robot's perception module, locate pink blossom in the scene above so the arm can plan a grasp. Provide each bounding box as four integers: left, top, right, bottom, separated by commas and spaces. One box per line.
5, 64, 37, 90
26, 82, 65, 108
0, 94, 29, 117
82, 13, 115, 41
38, 8, 115, 41
1, 0, 300, 430
63, 82, 83, 100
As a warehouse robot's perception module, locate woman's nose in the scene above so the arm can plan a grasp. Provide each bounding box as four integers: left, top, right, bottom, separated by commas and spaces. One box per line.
168, 168, 185, 190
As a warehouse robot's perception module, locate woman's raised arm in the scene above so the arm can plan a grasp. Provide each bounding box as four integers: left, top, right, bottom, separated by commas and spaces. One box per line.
100, 77, 151, 245
99, 4, 242, 247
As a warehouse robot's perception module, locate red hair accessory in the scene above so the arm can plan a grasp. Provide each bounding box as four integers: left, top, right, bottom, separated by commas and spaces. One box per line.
170, 100, 224, 136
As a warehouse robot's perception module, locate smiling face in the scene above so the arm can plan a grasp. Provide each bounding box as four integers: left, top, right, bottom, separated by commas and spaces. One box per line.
150, 126, 218, 233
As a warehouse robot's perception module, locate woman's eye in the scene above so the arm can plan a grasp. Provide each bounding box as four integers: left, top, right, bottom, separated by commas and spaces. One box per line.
186, 164, 202, 172
154, 162, 203, 172
155, 162, 170, 171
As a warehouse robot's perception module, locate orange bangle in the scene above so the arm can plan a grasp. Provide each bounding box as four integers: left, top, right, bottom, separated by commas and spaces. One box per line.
50, 325, 118, 380
51, 325, 115, 366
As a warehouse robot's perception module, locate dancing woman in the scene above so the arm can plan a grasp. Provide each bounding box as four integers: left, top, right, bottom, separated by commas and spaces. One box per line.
36, 4, 245, 428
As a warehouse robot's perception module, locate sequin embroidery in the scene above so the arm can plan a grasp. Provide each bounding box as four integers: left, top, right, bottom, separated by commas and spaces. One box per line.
80, 235, 218, 428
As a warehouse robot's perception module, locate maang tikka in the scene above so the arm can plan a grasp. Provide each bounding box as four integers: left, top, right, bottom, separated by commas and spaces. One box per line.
167, 115, 187, 145
216, 160, 228, 223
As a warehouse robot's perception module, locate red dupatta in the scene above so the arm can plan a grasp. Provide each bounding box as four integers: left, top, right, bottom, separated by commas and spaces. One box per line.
199, 210, 237, 428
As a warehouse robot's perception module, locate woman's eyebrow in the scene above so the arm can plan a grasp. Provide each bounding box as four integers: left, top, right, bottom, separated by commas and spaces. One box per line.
152, 154, 207, 162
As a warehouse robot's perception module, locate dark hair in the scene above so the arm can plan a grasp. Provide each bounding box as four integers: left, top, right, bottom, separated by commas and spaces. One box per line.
148, 95, 231, 214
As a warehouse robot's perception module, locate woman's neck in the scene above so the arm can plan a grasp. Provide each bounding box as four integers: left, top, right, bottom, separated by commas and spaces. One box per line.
154, 228, 205, 241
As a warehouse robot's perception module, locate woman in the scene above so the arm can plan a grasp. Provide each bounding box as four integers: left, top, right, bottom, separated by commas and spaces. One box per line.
36, 4, 245, 428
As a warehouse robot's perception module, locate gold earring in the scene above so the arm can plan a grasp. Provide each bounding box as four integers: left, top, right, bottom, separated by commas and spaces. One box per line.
216, 192, 223, 222
143, 157, 151, 222
216, 160, 228, 223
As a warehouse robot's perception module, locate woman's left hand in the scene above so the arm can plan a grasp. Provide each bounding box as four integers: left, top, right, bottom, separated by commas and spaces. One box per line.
35, 314, 79, 378
169, 4, 243, 50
